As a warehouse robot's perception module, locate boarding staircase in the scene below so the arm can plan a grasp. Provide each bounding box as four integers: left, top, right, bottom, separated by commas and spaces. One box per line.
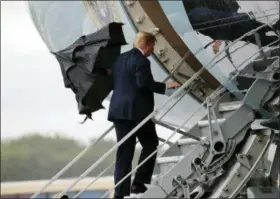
30, 18, 280, 199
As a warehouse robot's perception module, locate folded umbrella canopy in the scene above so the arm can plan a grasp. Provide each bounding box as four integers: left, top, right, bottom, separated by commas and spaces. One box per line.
52, 22, 127, 122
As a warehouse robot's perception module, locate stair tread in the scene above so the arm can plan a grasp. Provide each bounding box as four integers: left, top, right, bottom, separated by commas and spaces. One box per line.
177, 138, 200, 145
251, 119, 270, 130
198, 118, 226, 127
218, 101, 242, 112
156, 155, 184, 164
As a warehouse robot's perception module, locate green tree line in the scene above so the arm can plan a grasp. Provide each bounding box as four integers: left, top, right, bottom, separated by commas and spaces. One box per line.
1, 133, 141, 182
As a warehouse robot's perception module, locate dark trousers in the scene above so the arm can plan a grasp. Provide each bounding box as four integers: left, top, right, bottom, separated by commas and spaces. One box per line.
188, 7, 279, 46
113, 119, 159, 197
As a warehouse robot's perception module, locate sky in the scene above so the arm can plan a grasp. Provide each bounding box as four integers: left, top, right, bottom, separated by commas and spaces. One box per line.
1, 1, 279, 145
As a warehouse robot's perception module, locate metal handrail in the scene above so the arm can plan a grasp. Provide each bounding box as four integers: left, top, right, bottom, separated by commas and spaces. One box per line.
202, 21, 278, 75
100, 33, 279, 198
194, 13, 279, 32
216, 36, 279, 76
153, 119, 201, 141
191, 8, 278, 27
162, 40, 216, 83
215, 42, 251, 65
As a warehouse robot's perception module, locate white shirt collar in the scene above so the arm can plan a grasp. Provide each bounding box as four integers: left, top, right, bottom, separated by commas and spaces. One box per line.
136, 47, 144, 55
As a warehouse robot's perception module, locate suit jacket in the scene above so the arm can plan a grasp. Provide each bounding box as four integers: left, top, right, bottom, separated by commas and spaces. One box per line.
108, 48, 166, 122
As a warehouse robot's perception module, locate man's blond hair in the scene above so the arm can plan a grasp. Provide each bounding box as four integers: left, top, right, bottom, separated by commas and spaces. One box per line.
133, 31, 157, 48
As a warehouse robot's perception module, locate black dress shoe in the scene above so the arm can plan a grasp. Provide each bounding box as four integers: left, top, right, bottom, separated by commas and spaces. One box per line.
261, 116, 280, 130
131, 183, 147, 194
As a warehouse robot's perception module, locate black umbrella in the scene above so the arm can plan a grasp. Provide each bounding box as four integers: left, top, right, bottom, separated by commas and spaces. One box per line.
52, 22, 127, 123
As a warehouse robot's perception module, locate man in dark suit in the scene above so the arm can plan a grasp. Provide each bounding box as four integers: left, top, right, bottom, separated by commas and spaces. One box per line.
108, 32, 180, 198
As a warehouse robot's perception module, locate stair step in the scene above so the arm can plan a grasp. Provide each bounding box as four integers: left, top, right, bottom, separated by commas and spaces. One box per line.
177, 138, 205, 155
156, 156, 184, 175
218, 101, 242, 112
198, 118, 226, 127
177, 138, 200, 146
250, 119, 271, 130
156, 156, 184, 164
